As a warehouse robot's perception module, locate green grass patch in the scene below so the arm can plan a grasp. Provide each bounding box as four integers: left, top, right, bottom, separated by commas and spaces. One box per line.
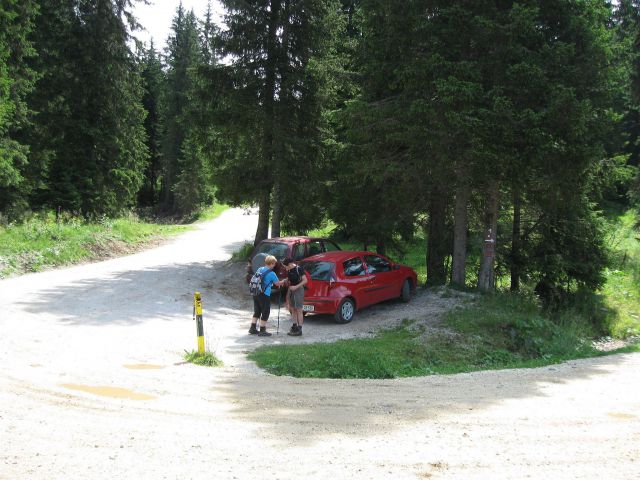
306, 221, 338, 239
445, 292, 599, 361
249, 322, 439, 379
601, 207, 640, 337
183, 349, 223, 367
0, 212, 188, 278
612, 342, 640, 354
230, 242, 254, 262
248, 293, 624, 379
194, 204, 229, 222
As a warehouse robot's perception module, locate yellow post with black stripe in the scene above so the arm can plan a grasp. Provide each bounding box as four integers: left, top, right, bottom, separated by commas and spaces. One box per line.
194, 292, 205, 354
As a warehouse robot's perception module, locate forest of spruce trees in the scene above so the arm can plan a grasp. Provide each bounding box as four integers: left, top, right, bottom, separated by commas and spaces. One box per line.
0, 0, 639, 296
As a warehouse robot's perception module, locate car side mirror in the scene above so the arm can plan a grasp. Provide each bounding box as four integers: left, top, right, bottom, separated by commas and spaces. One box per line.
393, 264, 401, 270
329, 277, 335, 288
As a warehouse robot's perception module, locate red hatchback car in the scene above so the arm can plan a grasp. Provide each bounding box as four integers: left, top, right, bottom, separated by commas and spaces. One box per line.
300, 251, 418, 323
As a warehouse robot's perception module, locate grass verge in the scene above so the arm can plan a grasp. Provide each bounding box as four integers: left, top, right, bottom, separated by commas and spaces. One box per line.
183, 349, 223, 367
0, 212, 188, 278
230, 242, 254, 262
248, 292, 636, 379
194, 204, 229, 222
601, 207, 640, 337
0, 203, 231, 278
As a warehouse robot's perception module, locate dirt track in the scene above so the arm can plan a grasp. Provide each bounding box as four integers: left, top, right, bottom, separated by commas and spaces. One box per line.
1, 209, 639, 479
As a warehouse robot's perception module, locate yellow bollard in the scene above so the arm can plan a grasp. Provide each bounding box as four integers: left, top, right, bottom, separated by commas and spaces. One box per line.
194, 292, 205, 354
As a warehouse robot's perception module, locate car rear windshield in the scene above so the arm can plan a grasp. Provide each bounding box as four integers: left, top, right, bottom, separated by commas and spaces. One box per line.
302, 261, 335, 281
254, 242, 288, 260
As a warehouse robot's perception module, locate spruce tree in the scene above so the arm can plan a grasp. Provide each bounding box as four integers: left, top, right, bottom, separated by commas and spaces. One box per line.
0, 0, 38, 219
333, 0, 614, 293
613, 1, 640, 212
209, 0, 342, 243
138, 41, 164, 207
28, 0, 148, 217
201, 1, 220, 66
161, 5, 207, 214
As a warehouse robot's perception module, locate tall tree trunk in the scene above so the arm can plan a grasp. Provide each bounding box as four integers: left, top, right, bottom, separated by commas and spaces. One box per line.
451, 179, 470, 287
270, 0, 290, 239
254, 190, 271, 246
426, 189, 448, 286
510, 187, 521, 291
478, 180, 499, 292
376, 240, 386, 255
271, 180, 282, 238
260, 0, 280, 240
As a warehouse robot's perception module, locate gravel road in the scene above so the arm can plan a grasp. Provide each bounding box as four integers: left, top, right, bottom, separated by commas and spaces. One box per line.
1, 208, 638, 479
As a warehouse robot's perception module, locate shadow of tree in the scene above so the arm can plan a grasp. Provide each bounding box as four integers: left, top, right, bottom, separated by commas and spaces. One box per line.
207, 351, 635, 447
16, 258, 247, 327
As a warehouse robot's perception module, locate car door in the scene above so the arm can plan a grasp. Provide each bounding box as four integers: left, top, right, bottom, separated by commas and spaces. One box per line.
341, 256, 375, 308
362, 254, 397, 303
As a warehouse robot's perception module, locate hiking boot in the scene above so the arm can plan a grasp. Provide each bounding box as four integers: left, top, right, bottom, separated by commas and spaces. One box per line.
288, 324, 299, 334
248, 325, 259, 335
287, 328, 302, 337
258, 330, 272, 337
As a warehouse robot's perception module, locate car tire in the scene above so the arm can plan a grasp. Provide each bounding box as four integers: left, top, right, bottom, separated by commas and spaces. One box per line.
334, 297, 355, 324
401, 279, 411, 303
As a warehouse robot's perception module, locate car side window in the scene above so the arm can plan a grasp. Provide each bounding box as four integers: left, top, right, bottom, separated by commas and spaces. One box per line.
323, 241, 340, 252
293, 243, 305, 260
364, 255, 391, 274
343, 257, 365, 276
308, 241, 323, 256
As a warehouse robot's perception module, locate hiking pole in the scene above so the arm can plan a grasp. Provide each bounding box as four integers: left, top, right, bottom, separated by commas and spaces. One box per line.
276, 288, 281, 335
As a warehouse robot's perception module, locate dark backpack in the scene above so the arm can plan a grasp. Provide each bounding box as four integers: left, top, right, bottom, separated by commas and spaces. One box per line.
287, 265, 304, 286
249, 268, 266, 296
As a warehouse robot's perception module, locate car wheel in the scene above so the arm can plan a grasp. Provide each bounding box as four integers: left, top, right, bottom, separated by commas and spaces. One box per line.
401, 279, 411, 303
334, 297, 355, 324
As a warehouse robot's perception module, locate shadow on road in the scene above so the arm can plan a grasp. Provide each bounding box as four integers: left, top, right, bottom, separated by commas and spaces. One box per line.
210, 350, 636, 447
15, 258, 248, 327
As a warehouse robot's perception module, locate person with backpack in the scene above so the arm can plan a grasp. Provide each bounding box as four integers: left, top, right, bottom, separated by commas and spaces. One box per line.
248, 255, 285, 336
282, 257, 308, 336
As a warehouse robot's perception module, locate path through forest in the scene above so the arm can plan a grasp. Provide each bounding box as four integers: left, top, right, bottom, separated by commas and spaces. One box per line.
1, 209, 638, 479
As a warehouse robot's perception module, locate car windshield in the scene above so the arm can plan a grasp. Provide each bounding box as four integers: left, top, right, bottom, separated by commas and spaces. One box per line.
301, 261, 335, 281
254, 242, 288, 260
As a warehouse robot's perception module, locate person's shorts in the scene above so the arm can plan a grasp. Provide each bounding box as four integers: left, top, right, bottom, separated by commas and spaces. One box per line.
253, 293, 270, 321
288, 287, 304, 309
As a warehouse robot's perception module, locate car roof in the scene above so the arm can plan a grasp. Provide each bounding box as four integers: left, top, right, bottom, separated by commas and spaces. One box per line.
302, 251, 380, 262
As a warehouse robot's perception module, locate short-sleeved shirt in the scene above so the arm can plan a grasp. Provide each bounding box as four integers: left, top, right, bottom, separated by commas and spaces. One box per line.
257, 267, 279, 296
